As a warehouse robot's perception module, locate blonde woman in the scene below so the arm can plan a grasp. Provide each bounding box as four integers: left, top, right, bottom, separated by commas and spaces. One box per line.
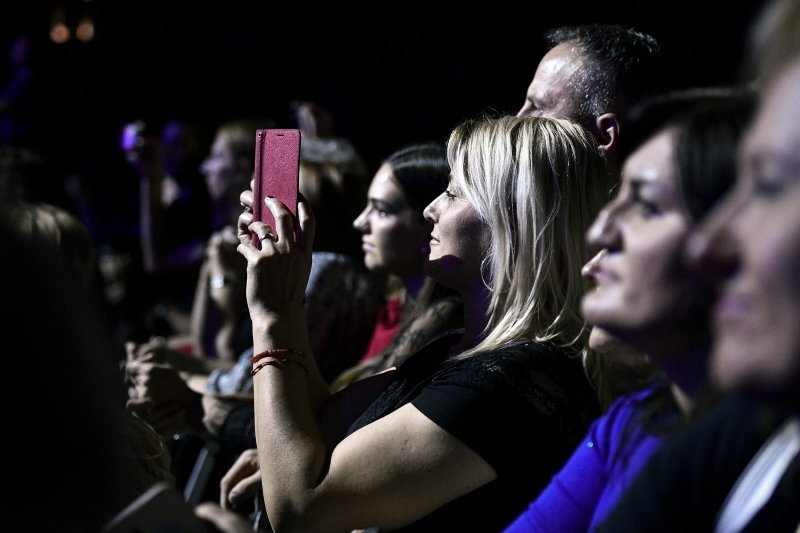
228, 115, 609, 531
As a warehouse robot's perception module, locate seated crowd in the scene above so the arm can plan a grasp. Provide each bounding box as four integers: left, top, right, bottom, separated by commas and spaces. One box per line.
2, 4, 798, 531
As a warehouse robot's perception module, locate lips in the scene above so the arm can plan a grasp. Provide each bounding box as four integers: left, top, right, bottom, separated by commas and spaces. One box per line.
361, 240, 375, 251
590, 268, 617, 285
429, 234, 440, 246
582, 253, 617, 285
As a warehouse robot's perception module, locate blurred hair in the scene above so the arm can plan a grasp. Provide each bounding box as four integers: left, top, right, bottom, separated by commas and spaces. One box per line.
448, 115, 608, 360
383, 143, 451, 216
299, 136, 369, 257
215, 118, 270, 192
0, 145, 52, 203
4, 200, 96, 289
0, 200, 173, 531
741, 0, 800, 85
619, 86, 757, 221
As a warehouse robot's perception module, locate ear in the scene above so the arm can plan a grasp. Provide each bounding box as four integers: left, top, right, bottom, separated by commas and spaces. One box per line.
594, 113, 620, 158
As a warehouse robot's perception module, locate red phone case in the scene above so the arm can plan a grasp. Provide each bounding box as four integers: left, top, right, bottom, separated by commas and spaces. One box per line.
252, 129, 301, 247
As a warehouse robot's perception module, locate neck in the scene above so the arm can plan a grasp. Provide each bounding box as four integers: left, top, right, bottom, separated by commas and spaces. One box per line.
449, 281, 490, 356
652, 340, 709, 410
401, 271, 426, 300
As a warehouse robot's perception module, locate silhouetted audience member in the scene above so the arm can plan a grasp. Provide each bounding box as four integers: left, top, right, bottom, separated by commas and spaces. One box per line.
0, 199, 174, 532
118, 117, 213, 340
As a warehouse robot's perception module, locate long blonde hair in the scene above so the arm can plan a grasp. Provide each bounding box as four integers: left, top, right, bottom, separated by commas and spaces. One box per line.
450, 115, 610, 359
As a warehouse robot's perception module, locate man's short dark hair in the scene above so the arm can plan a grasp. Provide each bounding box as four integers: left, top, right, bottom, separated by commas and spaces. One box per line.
545, 24, 664, 119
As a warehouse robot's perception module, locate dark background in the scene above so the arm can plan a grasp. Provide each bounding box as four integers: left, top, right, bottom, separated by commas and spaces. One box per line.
3, 0, 766, 188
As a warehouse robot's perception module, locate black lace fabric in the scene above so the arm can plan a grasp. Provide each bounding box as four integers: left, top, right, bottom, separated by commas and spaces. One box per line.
344, 330, 601, 531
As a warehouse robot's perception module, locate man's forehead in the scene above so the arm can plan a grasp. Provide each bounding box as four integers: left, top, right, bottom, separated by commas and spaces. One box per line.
537, 42, 584, 78
527, 45, 584, 114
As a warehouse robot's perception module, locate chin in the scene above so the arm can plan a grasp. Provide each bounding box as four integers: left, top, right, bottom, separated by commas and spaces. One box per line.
713, 338, 800, 398
363, 257, 381, 272
423, 258, 455, 289
587, 328, 619, 354
581, 303, 619, 332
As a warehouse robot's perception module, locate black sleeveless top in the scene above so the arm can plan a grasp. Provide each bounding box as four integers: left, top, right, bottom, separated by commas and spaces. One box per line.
346, 329, 601, 532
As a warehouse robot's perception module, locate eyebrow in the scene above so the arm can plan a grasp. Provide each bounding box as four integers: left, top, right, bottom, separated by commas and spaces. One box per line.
626, 177, 676, 198
369, 197, 397, 210
745, 151, 800, 175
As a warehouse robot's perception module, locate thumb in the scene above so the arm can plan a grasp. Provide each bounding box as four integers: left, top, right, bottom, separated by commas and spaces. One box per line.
228, 471, 262, 509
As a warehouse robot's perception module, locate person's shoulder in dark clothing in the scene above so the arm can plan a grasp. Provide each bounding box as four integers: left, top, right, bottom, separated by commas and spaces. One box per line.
595, 392, 798, 532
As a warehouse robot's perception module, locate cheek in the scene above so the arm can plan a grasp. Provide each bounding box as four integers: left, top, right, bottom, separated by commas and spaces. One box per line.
376, 222, 412, 253
205, 174, 227, 199
581, 286, 627, 331
750, 203, 800, 303
585, 223, 694, 331
447, 208, 488, 248
456, 215, 491, 273
712, 200, 800, 394
748, 203, 800, 358
713, 324, 800, 394
373, 220, 426, 268
623, 222, 692, 306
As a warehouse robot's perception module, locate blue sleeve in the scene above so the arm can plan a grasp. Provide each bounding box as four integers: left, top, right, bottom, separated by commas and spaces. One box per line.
503, 421, 610, 532
503, 392, 645, 533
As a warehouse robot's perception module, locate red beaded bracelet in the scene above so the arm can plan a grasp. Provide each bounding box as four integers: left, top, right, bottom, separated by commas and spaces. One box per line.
250, 348, 304, 365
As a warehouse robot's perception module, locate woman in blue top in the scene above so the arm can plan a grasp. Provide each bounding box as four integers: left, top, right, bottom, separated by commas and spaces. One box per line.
504, 86, 755, 532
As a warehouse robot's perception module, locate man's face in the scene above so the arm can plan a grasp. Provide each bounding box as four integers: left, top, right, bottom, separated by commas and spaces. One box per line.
517, 41, 585, 125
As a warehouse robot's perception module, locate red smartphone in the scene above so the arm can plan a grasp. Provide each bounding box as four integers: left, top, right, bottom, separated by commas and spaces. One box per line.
251, 129, 301, 247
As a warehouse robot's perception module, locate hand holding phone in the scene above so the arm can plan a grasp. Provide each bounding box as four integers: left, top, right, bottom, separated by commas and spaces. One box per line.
251, 129, 301, 247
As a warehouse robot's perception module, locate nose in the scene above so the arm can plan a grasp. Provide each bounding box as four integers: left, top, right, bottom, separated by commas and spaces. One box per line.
685, 194, 740, 279
423, 194, 441, 224
581, 249, 608, 279
586, 204, 622, 253
353, 206, 369, 232
517, 102, 542, 118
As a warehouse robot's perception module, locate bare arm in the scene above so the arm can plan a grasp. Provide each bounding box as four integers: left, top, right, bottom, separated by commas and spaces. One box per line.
189, 259, 212, 357
190, 228, 249, 362
237, 197, 496, 532
254, 386, 496, 532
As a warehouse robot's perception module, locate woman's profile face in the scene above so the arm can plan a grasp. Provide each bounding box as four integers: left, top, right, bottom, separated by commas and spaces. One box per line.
691, 62, 800, 396
201, 133, 238, 202
352, 163, 431, 277
581, 128, 699, 348
422, 177, 491, 292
